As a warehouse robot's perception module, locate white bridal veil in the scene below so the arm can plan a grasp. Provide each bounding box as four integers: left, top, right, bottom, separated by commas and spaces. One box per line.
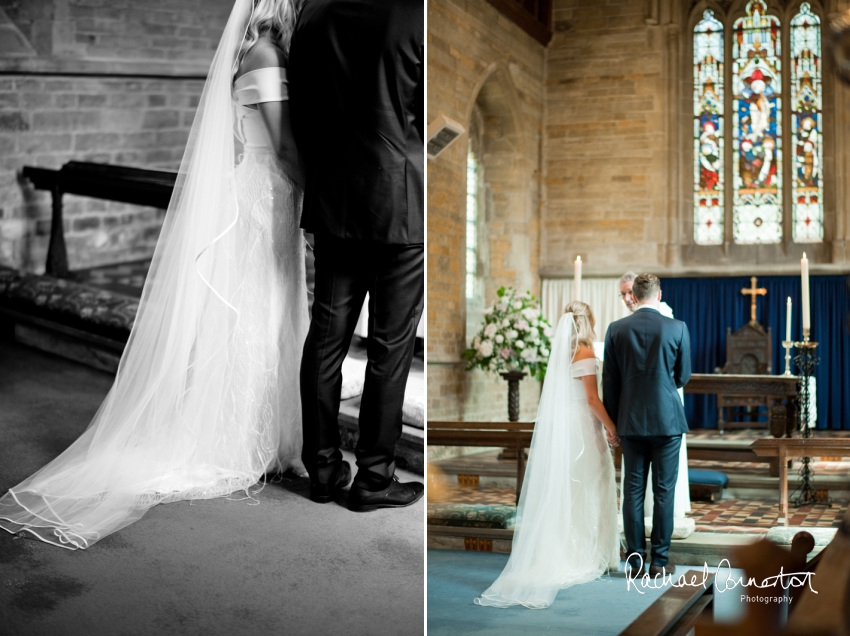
475, 312, 617, 609
0, 0, 297, 549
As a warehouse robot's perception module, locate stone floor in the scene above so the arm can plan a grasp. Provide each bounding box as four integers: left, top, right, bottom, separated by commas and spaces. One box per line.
0, 339, 424, 636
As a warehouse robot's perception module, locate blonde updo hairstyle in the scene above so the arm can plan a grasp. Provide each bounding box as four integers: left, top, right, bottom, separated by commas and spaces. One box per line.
563, 300, 596, 355
234, 0, 300, 76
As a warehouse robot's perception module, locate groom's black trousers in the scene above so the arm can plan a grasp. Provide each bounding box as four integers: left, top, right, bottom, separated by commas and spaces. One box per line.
300, 233, 424, 490
620, 435, 681, 568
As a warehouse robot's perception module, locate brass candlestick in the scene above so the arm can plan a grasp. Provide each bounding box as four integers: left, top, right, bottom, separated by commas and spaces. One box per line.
783, 330, 818, 375
793, 329, 819, 351
781, 340, 794, 376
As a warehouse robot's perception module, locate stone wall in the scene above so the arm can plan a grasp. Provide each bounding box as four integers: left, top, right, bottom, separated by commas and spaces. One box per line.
544, 0, 668, 276
0, 0, 232, 272
427, 0, 545, 421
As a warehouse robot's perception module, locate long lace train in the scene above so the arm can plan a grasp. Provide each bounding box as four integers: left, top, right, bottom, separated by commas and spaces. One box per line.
0, 151, 307, 549
474, 314, 620, 609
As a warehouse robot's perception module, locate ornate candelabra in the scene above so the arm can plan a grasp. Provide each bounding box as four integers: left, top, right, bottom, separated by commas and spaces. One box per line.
789, 330, 823, 507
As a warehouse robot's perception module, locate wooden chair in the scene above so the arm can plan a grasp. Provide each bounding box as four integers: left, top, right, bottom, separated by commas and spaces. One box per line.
715, 322, 773, 432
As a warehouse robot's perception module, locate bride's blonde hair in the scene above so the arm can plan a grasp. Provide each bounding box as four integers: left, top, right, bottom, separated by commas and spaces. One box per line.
563, 301, 596, 355
235, 0, 300, 74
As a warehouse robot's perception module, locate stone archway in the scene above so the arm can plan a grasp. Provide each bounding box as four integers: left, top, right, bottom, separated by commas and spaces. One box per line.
460, 65, 541, 422
468, 65, 537, 308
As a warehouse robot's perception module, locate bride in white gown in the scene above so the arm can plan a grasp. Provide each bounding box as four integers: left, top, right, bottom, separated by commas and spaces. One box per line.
0, 0, 307, 550
475, 301, 622, 610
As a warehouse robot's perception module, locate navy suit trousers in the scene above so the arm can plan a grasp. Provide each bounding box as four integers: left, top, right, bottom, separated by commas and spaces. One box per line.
620, 435, 682, 568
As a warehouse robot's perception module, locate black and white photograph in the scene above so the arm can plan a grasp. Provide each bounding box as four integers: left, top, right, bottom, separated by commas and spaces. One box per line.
0, 1, 424, 634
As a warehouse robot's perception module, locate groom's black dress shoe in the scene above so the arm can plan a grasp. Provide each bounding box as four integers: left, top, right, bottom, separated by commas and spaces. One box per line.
624, 556, 645, 577
649, 563, 675, 578
309, 461, 351, 504
348, 476, 424, 512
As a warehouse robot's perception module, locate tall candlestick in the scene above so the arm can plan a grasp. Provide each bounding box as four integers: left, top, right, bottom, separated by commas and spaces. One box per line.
785, 296, 792, 342
574, 255, 582, 301
801, 252, 810, 332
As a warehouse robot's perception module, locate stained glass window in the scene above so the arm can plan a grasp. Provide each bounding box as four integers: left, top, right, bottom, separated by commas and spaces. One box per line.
694, 10, 724, 245
732, 0, 782, 244
466, 146, 478, 300
791, 3, 823, 242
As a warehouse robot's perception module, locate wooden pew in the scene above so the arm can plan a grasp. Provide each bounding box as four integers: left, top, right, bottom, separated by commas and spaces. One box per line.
621, 530, 823, 636
22, 161, 177, 278
750, 438, 850, 525
427, 420, 535, 504
619, 570, 716, 636
784, 509, 850, 635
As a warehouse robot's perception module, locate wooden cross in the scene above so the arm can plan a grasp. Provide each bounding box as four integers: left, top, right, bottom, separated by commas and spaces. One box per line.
741, 276, 767, 325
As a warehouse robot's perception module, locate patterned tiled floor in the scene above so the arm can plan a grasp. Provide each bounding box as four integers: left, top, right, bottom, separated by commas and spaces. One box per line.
431, 483, 849, 533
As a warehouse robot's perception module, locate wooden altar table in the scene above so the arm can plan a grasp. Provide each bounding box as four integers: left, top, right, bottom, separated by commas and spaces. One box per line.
751, 438, 850, 526
684, 373, 798, 437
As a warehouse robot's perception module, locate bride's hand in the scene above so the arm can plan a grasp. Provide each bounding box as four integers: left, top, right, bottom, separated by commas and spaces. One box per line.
605, 426, 620, 447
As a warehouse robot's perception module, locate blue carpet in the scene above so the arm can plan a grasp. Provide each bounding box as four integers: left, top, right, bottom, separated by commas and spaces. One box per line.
427, 550, 668, 635
428, 550, 758, 634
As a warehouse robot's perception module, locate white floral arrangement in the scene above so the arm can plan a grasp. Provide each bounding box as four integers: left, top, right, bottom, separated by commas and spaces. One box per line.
463, 286, 553, 381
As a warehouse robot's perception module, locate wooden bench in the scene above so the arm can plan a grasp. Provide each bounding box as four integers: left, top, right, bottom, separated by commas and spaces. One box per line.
621, 529, 823, 636
427, 420, 535, 504
22, 161, 177, 278
785, 509, 850, 634
750, 438, 850, 526
619, 570, 715, 636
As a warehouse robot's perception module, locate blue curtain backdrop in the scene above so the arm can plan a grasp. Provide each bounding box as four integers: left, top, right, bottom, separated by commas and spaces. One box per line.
660, 275, 850, 431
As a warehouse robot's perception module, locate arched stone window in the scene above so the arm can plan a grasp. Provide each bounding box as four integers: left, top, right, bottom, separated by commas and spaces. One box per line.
465, 109, 486, 343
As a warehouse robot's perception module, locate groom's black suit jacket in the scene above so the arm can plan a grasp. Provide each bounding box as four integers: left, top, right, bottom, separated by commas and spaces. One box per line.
288, 0, 424, 245
602, 307, 691, 437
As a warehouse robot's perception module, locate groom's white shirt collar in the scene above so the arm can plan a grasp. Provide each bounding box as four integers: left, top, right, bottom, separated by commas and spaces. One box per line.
635, 305, 660, 313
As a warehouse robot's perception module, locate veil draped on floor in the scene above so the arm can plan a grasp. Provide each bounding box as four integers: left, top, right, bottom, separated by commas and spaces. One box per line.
475, 312, 616, 609
0, 0, 298, 549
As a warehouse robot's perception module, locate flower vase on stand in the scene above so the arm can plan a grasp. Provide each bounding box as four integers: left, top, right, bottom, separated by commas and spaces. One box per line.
463, 287, 552, 463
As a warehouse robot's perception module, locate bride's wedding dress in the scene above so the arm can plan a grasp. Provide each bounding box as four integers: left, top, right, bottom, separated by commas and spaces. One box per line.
475, 313, 620, 610
0, 0, 307, 549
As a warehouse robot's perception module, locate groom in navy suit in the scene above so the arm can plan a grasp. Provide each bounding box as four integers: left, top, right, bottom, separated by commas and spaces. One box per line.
603, 274, 691, 577
289, 0, 424, 511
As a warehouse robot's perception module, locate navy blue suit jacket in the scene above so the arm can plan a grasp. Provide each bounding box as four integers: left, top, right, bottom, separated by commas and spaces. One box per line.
602, 307, 691, 437
289, 0, 424, 245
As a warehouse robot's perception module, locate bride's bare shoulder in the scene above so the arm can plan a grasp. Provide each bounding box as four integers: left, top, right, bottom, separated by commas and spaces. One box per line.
573, 345, 595, 362
236, 36, 287, 79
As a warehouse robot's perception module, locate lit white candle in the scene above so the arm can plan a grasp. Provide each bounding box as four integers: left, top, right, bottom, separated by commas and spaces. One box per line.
574, 255, 582, 301
801, 252, 810, 332
786, 296, 792, 342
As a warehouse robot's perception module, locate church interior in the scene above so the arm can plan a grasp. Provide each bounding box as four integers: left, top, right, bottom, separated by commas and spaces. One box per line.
0, 1, 423, 634
427, 0, 850, 633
